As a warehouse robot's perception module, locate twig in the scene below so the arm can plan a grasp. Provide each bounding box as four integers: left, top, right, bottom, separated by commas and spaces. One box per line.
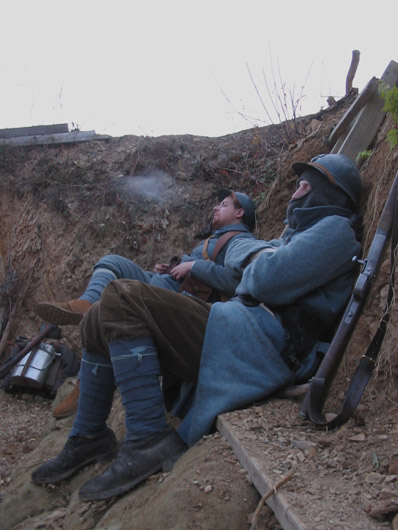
0, 275, 28, 361
246, 62, 275, 124
250, 462, 297, 530
0, 299, 17, 360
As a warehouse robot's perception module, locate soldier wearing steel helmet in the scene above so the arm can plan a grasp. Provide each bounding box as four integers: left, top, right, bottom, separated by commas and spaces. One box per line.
31, 153, 362, 503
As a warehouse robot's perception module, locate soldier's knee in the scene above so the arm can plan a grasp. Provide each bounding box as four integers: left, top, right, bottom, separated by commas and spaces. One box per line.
80, 301, 101, 345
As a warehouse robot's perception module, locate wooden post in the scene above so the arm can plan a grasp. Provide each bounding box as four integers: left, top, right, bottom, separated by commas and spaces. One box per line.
346, 50, 361, 94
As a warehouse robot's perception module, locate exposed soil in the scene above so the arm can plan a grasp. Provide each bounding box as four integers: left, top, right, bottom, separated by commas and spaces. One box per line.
0, 94, 398, 529
0, 390, 52, 498
0, 382, 282, 530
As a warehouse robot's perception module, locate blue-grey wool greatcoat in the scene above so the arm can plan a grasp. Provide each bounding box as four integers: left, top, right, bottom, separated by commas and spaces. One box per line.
177, 205, 361, 445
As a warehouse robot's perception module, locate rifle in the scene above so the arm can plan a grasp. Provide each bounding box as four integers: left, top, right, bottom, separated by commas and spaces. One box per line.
300, 167, 398, 428
0, 323, 57, 379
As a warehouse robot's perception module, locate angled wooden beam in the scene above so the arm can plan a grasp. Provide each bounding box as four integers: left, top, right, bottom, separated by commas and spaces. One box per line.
331, 60, 398, 160
328, 76, 378, 148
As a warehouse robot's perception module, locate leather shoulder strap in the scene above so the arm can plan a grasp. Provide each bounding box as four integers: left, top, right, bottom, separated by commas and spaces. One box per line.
211, 231, 244, 262
201, 236, 214, 261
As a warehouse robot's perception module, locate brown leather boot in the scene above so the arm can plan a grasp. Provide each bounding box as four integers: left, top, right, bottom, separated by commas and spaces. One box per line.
53, 380, 80, 419
37, 299, 92, 326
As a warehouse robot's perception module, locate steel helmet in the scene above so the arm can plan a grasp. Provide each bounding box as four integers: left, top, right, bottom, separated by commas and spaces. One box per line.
292, 153, 362, 208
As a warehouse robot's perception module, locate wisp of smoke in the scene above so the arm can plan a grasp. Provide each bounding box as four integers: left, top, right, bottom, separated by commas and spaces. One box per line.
115, 169, 173, 202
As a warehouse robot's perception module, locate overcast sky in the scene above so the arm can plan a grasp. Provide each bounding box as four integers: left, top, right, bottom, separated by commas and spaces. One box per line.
1, 0, 396, 137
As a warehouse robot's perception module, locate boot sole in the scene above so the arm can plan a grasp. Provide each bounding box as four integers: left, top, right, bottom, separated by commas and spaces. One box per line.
32, 446, 118, 485
37, 303, 84, 326
79, 450, 185, 501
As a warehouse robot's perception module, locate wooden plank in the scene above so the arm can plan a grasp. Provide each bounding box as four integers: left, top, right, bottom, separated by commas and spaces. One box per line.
217, 403, 380, 530
332, 60, 398, 159
0, 123, 69, 138
0, 131, 110, 147
217, 414, 307, 530
328, 77, 379, 148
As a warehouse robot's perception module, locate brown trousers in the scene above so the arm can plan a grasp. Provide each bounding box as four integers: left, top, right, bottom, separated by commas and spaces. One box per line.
80, 279, 211, 384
